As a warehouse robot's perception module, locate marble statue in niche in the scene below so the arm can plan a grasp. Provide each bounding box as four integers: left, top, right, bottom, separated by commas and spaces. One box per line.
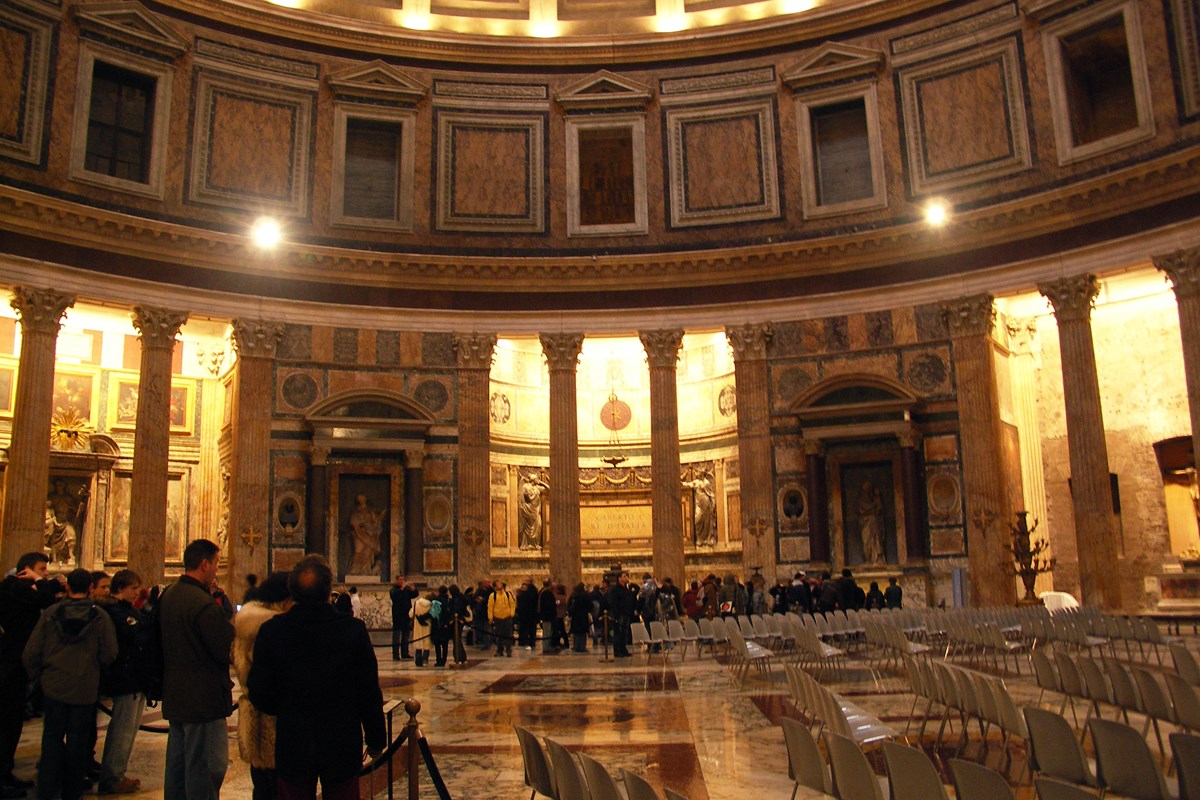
683, 470, 717, 546
45, 478, 88, 565
347, 494, 385, 574
518, 472, 549, 550
858, 480, 885, 565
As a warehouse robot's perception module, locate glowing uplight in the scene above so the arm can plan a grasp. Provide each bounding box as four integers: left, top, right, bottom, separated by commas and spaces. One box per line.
402, 12, 431, 28
249, 217, 283, 249
530, 20, 559, 37
655, 12, 687, 31
923, 199, 950, 227
779, 0, 814, 12
266, 0, 305, 8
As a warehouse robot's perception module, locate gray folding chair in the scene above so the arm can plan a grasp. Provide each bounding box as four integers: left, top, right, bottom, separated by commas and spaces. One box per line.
881, 741, 950, 800
948, 758, 1015, 800
621, 768, 662, 800
782, 716, 832, 800
1172, 731, 1200, 800
1173, 645, 1200, 687
1089, 718, 1177, 800
545, 737, 590, 800
1036, 776, 1105, 800
1023, 706, 1099, 790
578, 752, 623, 800
514, 726, 557, 800
664, 790, 688, 800
824, 731, 887, 800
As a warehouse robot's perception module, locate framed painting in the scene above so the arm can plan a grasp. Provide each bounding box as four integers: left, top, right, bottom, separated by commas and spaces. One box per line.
108, 374, 196, 435
52, 366, 99, 428
105, 469, 189, 563
0, 357, 16, 417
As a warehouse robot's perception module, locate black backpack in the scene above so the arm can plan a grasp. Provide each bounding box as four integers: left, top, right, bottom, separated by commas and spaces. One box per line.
135, 587, 168, 705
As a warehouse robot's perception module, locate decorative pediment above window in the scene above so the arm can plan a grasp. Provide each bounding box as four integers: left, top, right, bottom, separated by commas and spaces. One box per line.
72, 2, 190, 61
1021, 0, 1092, 23
555, 70, 653, 111
326, 61, 429, 106
782, 42, 885, 91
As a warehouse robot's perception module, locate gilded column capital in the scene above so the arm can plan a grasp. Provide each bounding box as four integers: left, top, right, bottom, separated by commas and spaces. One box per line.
638, 329, 684, 369
10, 287, 74, 334
1154, 247, 1200, 298
539, 332, 584, 371
941, 293, 996, 339
1005, 317, 1038, 353
725, 323, 772, 361
132, 305, 189, 350
1039, 274, 1099, 322
452, 333, 497, 370
802, 438, 825, 457
231, 319, 284, 359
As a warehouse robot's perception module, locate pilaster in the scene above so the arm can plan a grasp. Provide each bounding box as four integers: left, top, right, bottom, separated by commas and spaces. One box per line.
1156, 248, 1200, 514
540, 333, 584, 586
640, 329, 685, 582
453, 332, 496, 586
726, 323, 776, 579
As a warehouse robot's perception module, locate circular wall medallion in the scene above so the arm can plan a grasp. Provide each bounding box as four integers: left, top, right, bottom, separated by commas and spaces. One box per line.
927, 473, 961, 519
281, 373, 319, 409
600, 397, 631, 431
425, 494, 453, 543
777, 367, 814, 405
718, 384, 737, 417
489, 391, 511, 424
414, 379, 449, 413
908, 352, 948, 393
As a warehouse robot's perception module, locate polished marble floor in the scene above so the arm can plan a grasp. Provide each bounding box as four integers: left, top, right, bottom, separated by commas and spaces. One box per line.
9, 634, 1188, 799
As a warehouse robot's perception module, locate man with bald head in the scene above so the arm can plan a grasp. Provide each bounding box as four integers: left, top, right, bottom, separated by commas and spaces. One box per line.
248, 554, 385, 799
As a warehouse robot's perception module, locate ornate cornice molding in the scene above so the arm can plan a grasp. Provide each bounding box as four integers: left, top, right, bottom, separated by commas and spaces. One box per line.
726, 323, 772, 361
231, 319, 284, 358
452, 332, 497, 370
539, 333, 584, 371
132, 305, 189, 350
638, 329, 684, 369
10, 287, 75, 334
941, 293, 996, 339
1154, 247, 1200, 299
1039, 274, 1099, 322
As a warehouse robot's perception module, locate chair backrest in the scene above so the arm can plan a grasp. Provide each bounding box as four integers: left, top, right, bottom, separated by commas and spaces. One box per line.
710, 617, 729, 644
1031, 647, 1061, 693
782, 716, 832, 796
666, 619, 686, 640
824, 731, 886, 800
621, 769, 662, 800
1103, 655, 1143, 714
1037, 776, 1107, 800
1022, 706, 1095, 785
514, 726, 557, 799
1133, 667, 1177, 723
545, 737, 590, 800
1077, 656, 1113, 705
1172, 731, 1200, 800
882, 741, 950, 800
649, 620, 668, 643
948, 758, 1015, 800
663, 789, 688, 800
1167, 672, 1200, 732
1055, 652, 1087, 699
630, 621, 649, 646
1174, 645, 1200, 687
1089, 718, 1172, 800
577, 752, 624, 800
682, 617, 701, 639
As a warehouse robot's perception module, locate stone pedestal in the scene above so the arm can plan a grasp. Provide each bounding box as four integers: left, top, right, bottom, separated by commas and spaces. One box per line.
1, 287, 74, 568
804, 439, 830, 564
1039, 275, 1123, 609
640, 329, 685, 582
942, 294, 1016, 606
127, 306, 188, 585
726, 323, 776, 579
540, 333, 584, 586
453, 333, 495, 585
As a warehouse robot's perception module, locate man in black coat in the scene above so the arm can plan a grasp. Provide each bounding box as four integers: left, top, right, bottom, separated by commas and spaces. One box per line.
248, 554, 385, 799
516, 579, 539, 650
537, 579, 558, 654
389, 575, 417, 660
605, 574, 635, 658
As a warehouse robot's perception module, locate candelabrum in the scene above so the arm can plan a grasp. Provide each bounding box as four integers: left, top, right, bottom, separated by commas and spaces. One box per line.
1004, 511, 1055, 603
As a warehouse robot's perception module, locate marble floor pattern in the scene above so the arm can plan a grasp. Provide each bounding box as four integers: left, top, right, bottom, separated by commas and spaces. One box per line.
8, 634, 1189, 799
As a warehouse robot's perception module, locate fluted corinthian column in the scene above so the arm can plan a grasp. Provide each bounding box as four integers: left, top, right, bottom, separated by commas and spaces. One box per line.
640, 329, 684, 582
540, 333, 584, 586
1155, 248, 1200, 485
1, 288, 74, 567
726, 324, 776, 579
942, 294, 1016, 606
899, 430, 926, 562
1039, 275, 1122, 609
128, 306, 188, 584
803, 439, 830, 564
228, 320, 283, 589
453, 333, 496, 586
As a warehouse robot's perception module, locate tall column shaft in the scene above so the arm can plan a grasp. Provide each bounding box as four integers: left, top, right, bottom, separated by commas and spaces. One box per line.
641, 329, 685, 582
127, 306, 188, 584
540, 333, 584, 586
943, 295, 1016, 606
307, 447, 329, 556
1, 288, 74, 568
804, 440, 830, 564
726, 324, 776, 579
405, 461, 424, 577
899, 432, 926, 562
227, 320, 283, 589
453, 333, 496, 586
1156, 248, 1200, 491
1040, 275, 1123, 609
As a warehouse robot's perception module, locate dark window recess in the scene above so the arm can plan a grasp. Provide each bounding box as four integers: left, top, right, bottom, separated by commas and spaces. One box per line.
811, 98, 873, 206
1061, 15, 1138, 146
577, 127, 636, 226
343, 118, 403, 220
85, 62, 156, 183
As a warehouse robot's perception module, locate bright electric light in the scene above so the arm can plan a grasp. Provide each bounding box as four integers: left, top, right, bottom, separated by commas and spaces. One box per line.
923, 200, 950, 227
655, 13, 687, 31
402, 12, 431, 29
249, 217, 283, 249
530, 20, 559, 37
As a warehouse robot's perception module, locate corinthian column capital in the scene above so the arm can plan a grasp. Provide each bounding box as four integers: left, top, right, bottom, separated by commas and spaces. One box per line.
539, 333, 584, 371
725, 323, 772, 361
941, 293, 996, 339
132, 306, 189, 350
231, 319, 284, 359
1039, 274, 1100, 322
10, 287, 74, 334
1154, 248, 1200, 298
452, 333, 497, 370
638, 329, 684, 369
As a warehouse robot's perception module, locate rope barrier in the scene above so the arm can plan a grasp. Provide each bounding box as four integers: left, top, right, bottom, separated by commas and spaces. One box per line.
94, 700, 239, 734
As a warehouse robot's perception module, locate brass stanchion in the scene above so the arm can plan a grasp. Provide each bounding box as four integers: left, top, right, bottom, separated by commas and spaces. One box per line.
599, 611, 613, 663
406, 698, 421, 800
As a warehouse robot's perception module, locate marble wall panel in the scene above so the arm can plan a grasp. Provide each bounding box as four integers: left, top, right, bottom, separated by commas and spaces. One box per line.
0, 5, 52, 165
325, 370, 406, 396
425, 548, 454, 573
1165, 0, 1200, 119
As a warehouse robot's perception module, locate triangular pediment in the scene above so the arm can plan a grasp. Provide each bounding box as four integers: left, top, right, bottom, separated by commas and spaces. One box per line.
556, 70, 653, 111
327, 61, 429, 105
72, 2, 190, 60
782, 42, 884, 91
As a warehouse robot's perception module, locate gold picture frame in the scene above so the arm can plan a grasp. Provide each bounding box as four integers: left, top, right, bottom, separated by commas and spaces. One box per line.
51, 365, 100, 428
107, 372, 196, 435
0, 356, 17, 417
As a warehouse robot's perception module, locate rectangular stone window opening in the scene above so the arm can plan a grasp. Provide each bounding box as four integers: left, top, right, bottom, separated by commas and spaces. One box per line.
810, 98, 873, 207
84, 62, 156, 184
343, 117, 403, 221
577, 127, 636, 227
1060, 15, 1138, 147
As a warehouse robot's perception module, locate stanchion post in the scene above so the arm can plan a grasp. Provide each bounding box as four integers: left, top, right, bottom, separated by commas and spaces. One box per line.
599, 612, 613, 663
405, 698, 421, 800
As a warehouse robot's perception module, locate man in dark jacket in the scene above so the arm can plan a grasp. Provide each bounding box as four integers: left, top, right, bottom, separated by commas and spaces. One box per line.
160, 538, 235, 800
99, 569, 150, 794
23, 567, 118, 800
516, 579, 539, 649
389, 575, 417, 660
537, 579, 558, 654
0, 551, 61, 797
605, 574, 635, 658
248, 554, 385, 799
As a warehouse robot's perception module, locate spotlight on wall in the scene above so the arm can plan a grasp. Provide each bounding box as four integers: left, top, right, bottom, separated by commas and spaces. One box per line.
249, 217, 283, 249
923, 199, 950, 227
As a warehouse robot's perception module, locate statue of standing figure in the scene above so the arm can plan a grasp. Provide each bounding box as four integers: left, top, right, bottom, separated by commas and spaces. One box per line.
683, 471, 717, 546
347, 494, 384, 574
518, 472, 549, 550
858, 480, 885, 564
44, 479, 87, 564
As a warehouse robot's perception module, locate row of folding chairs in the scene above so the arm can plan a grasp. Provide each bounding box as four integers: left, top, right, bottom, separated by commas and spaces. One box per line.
863, 617, 930, 673
783, 662, 896, 748
515, 726, 689, 800
1066, 606, 1186, 664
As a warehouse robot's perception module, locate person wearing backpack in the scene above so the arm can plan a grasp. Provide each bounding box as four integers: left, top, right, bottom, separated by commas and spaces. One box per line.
98, 569, 151, 794
22, 567, 118, 800
411, 592, 433, 667
430, 587, 448, 667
